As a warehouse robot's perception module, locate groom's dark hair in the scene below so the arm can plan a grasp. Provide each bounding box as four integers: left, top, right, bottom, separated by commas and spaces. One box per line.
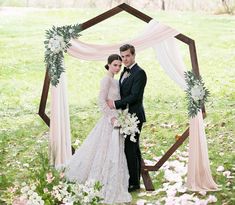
120, 44, 135, 55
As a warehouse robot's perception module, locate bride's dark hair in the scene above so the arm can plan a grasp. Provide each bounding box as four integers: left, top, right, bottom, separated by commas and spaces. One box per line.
105, 54, 122, 70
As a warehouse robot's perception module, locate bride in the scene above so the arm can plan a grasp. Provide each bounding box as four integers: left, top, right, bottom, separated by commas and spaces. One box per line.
65, 54, 132, 204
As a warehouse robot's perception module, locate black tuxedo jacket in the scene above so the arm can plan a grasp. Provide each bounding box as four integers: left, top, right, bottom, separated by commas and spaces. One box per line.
114, 63, 147, 123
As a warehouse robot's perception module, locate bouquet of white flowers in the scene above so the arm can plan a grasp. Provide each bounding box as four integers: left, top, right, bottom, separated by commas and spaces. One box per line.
114, 109, 140, 142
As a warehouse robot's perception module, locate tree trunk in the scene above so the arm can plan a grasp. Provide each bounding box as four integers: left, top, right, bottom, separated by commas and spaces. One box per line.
222, 0, 231, 13
26, 0, 29, 7
161, 0, 165, 10
191, 0, 195, 11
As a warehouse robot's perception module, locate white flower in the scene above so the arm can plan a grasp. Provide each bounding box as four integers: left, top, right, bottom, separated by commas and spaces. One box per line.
194, 199, 208, 205
69, 29, 74, 33
48, 35, 66, 54
73, 139, 81, 146
222, 170, 231, 177
199, 191, 207, 196
207, 195, 217, 203
31, 185, 36, 191
130, 136, 137, 142
190, 85, 205, 101
21, 186, 30, 194
216, 165, 224, 172
27, 190, 34, 195
83, 196, 90, 203
117, 109, 140, 142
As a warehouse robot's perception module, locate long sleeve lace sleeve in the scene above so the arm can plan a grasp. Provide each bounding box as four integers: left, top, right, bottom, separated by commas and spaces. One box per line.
98, 77, 116, 123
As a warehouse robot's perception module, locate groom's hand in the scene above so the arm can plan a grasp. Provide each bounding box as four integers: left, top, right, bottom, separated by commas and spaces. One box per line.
107, 100, 114, 109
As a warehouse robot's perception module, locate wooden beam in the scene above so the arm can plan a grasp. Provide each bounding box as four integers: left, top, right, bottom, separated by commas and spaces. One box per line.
81, 7, 123, 31
118, 3, 152, 23
141, 158, 155, 191
38, 69, 50, 126
144, 127, 189, 171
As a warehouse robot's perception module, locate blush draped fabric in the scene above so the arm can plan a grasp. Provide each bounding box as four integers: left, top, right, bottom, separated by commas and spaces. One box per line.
49, 72, 72, 169
49, 19, 218, 191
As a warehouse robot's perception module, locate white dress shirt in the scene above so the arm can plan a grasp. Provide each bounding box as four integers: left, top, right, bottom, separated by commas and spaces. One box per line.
120, 62, 136, 83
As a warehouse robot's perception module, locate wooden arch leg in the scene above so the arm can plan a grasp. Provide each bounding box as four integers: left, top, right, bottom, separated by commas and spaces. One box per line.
141, 127, 189, 191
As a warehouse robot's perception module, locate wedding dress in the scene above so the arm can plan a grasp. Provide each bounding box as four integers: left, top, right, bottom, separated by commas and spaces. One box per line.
65, 75, 132, 204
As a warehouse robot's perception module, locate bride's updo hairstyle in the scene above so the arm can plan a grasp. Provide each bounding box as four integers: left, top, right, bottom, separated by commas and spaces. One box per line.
105, 54, 122, 70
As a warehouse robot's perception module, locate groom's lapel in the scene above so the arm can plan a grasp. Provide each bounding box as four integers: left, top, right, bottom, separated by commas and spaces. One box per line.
119, 70, 125, 87
121, 64, 138, 87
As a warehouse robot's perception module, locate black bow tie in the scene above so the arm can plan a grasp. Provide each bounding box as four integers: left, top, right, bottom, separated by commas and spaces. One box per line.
123, 67, 130, 73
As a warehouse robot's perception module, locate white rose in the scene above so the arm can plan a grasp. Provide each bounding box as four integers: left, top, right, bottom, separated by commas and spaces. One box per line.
48, 35, 65, 54
28, 190, 34, 195
83, 196, 90, 203
31, 185, 36, 191
191, 85, 204, 101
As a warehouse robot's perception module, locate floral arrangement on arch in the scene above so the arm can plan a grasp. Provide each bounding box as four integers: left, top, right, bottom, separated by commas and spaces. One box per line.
44, 24, 81, 86
184, 71, 210, 118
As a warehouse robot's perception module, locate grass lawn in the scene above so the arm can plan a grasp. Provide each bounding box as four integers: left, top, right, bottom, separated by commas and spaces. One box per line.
0, 7, 234, 204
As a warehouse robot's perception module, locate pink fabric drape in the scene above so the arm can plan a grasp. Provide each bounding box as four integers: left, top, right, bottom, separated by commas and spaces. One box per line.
67, 20, 179, 60
187, 110, 219, 191
153, 37, 218, 191
50, 73, 72, 169
50, 19, 218, 191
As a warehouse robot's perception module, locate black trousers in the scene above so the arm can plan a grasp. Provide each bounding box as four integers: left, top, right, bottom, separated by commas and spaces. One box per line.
124, 122, 143, 187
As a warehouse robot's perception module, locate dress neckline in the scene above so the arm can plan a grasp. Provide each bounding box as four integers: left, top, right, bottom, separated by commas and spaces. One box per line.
106, 73, 114, 79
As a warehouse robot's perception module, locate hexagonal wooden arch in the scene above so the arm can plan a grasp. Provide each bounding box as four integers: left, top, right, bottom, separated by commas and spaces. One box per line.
38, 3, 206, 191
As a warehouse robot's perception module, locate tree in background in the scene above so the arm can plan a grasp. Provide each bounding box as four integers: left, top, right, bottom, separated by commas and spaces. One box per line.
222, 0, 233, 13
0, 0, 234, 14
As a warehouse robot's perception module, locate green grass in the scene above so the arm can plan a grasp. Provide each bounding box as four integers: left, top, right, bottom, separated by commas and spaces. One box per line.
0, 7, 235, 204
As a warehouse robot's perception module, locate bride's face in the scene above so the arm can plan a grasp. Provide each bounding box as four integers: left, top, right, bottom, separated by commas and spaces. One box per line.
108, 60, 122, 75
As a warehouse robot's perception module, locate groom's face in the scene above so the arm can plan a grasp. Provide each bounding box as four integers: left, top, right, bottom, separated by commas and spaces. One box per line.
120, 49, 135, 67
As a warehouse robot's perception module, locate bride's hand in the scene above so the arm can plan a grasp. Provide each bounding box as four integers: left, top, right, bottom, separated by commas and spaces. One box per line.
107, 100, 114, 109
111, 117, 120, 128
111, 117, 117, 125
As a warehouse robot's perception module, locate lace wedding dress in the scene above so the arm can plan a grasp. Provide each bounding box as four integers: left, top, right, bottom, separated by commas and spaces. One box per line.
65, 75, 131, 204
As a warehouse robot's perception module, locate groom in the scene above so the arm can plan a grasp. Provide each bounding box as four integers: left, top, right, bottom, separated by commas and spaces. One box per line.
107, 44, 147, 192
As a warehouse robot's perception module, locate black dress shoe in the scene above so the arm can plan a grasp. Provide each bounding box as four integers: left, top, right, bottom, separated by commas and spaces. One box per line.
128, 185, 140, 192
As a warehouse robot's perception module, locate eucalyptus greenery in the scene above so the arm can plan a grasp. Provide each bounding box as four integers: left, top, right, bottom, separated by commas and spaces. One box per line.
185, 71, 210, 118
44, 23, 82, 86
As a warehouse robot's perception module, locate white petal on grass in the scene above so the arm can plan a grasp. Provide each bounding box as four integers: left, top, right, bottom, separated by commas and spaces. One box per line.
216, 165, 224, 172
222, 170, 231, 177
207, 195, 217, 203
136, 199, 147, 205
138, 192, 147, 197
